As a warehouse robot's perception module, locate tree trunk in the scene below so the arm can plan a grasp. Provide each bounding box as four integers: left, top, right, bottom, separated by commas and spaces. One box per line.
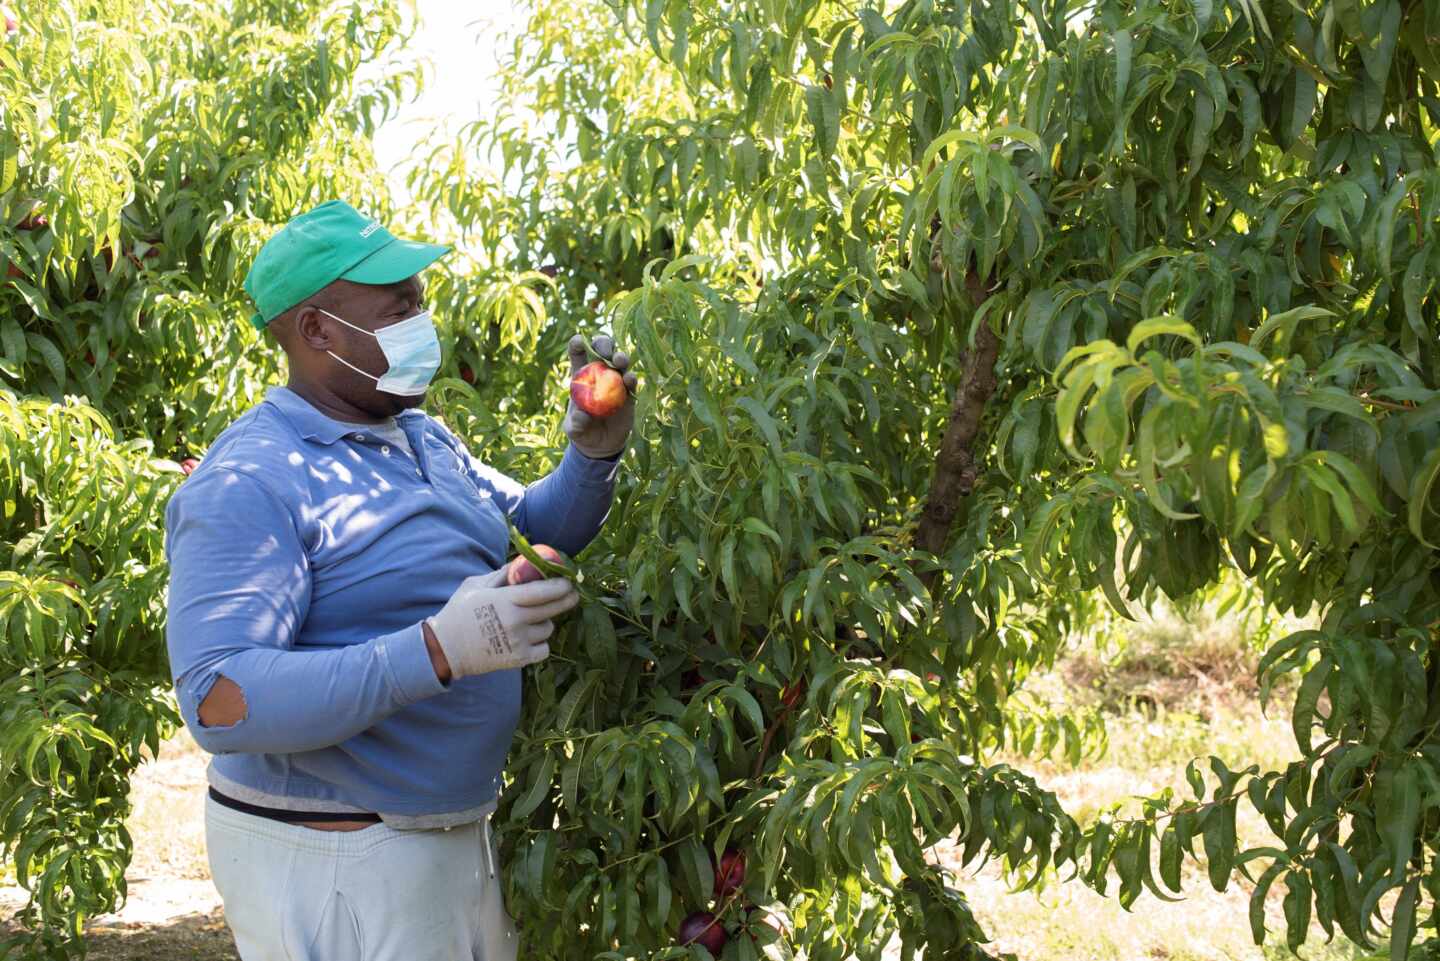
915, 316, 1001, 573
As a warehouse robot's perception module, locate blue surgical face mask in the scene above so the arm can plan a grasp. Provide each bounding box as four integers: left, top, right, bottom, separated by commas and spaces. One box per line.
321, 307, 441, 397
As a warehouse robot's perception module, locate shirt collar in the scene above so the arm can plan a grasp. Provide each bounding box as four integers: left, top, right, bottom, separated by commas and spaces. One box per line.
265, 386, 425, 446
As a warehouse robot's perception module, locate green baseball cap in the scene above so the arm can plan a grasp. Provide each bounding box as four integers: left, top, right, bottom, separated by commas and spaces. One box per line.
242, 199, 451, 330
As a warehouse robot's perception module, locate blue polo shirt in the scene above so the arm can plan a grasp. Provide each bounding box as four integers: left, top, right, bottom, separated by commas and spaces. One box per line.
163, 386, 617, 828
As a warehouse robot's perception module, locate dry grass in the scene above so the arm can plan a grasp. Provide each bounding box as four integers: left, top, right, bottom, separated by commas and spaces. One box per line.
127, 729, 212, 883
941, 596, 1364, 961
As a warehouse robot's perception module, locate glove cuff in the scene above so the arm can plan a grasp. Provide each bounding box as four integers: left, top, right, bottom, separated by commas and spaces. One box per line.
571, 439, 625, 460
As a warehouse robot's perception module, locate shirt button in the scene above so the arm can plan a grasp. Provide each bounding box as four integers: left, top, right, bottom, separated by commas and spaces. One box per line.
415, 467, 423, 477
381, 445, 391, 455
353, 434, 365, 442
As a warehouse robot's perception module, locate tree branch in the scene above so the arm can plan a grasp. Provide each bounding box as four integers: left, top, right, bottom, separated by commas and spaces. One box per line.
915, 303, 1001, 575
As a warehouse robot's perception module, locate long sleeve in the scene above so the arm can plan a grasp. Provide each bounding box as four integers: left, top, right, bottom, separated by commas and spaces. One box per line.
452, 439, 619, 558
163, 467, 445, 756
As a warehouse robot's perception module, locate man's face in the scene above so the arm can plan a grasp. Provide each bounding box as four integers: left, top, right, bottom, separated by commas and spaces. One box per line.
305, 276, 429, 417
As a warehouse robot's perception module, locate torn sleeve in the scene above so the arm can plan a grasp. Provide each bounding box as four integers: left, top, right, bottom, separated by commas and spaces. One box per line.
164, 467, 444, 756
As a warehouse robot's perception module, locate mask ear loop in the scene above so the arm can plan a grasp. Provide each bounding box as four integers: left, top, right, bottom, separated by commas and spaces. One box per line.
317, 307, 384, 384
326, 349, 382, 384
317, 307, 375, 337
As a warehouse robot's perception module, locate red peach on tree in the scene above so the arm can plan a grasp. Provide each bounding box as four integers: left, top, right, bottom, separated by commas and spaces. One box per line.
715, 848, 745, 898
678, 911, 726, 953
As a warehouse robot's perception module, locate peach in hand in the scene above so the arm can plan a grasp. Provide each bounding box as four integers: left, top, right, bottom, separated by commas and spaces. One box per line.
506, 544, 566, 585
570, 361, 627, 418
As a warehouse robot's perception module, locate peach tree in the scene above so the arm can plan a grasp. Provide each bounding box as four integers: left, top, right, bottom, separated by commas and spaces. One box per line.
0, 0, 418, 956
408, 0, 1440, 957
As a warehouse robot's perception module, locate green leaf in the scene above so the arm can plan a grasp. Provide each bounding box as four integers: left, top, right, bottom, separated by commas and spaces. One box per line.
1203, 801, 1237, 891
741, 517, 782, 546
1292, 658, 1332, 754
1283, 870, 1313, 952
1379, 766, 1420, 877
1402, 247, 1433, 347
1113, 31, 1132, 110
562, 740, 585, 813
1, 318, 26, 367
1127, 316, 1202, 354
805, 82, 839, 157
1251, 305, 1333, 353
1159, 824, 1183, 892
736, 396, 784, 458
1278, 69, 1317, 151
1406, 445, 1440, 548
677, 836, 714, 905
1390, 878, 1419, 961
1359, 0, 1401, 82
24, 333, 65, 387
511, 753, 556, 820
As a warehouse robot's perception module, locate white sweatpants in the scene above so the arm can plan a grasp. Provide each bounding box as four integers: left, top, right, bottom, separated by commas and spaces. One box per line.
205, 794, 518, 961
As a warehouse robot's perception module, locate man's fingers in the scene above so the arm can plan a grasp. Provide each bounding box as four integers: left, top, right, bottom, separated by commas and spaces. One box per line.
523, 642, 551, 666
568, 334, 588, 373
468, 568, 509, 590
519, 592, 580, 624
593, 335, 614, 360
622, 370, 639, 394
504, 577, 577, 606
611, 351, 630, 371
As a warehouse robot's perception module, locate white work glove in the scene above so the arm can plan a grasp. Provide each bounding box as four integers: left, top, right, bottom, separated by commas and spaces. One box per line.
563, 334, 639, 459
425, 568, 579, 678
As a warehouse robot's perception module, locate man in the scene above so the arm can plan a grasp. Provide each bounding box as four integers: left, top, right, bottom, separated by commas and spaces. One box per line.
163, 199, 637, 960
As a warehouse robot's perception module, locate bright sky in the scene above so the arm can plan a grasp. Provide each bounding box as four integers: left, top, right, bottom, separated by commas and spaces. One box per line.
371, 0, 529, 209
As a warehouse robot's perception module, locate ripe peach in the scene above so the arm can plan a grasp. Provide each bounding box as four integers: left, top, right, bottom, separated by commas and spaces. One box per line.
506, 544, 564, 585
180, 458, 200, 475
569, 360, 626, 418
458, 363, 476, 385
715, 848, 745, 898
678, 911, 726, 953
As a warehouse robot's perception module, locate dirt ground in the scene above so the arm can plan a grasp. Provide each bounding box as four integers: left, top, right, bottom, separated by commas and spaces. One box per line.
0, 729, 236, 961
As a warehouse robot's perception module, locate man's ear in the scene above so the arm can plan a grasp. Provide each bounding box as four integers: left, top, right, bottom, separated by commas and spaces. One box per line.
292, 304, 335, 351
